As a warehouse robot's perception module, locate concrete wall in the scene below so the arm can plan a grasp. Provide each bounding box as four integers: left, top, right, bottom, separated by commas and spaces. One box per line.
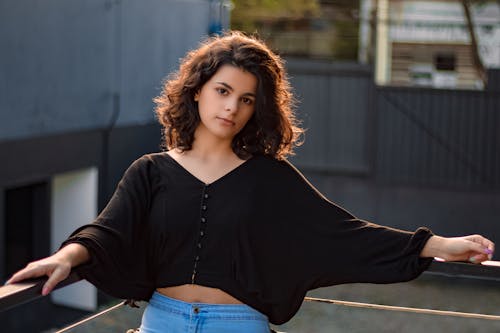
0, 0, 210, 141
287, 59, 500, 255
304, 172, 500, 245
0, 1, 213, 330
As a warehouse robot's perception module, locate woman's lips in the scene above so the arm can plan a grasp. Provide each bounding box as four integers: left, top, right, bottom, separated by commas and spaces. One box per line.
216, 116, 235, 126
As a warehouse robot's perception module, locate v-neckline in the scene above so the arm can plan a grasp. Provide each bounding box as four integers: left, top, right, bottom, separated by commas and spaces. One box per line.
163, 152, 254, 186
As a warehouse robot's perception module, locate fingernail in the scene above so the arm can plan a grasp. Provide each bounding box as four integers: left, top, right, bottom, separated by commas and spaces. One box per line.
469, 257, 477, 263
484, 248, 493, 255
42, 287, 48, 296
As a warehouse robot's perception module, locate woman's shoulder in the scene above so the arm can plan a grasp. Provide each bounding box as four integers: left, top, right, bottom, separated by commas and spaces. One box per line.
250, 154, 303, 179
121, 152, 174, 179
132, 151, 173, 167
251, 154, 291, 165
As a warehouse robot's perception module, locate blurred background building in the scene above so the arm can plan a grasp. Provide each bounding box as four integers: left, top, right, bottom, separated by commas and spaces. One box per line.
0, 0, 499, 332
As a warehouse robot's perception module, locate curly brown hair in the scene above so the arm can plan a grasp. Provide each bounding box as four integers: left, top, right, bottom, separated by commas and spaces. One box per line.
154, 31, 303, 160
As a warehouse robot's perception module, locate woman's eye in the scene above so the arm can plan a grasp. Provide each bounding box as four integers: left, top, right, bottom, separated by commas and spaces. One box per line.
216, 88, 228, 95
241, 97, 254, 105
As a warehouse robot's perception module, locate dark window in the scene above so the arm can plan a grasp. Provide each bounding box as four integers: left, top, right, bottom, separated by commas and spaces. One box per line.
4, 182, 50, 279
435, 54, 456, 71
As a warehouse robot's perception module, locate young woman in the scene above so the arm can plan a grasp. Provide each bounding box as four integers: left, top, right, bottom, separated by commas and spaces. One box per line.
7, 31, 495, 333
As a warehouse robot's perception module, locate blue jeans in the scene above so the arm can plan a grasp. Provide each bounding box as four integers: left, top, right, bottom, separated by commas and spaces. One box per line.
139, 292, 271, 333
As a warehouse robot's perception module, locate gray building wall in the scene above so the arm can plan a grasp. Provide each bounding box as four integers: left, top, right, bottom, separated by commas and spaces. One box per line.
376, 87, 500, 189
0, 0, 210, 141
0, 2, 216, 331
286, 59, 500, 250
288, 59, 373, 174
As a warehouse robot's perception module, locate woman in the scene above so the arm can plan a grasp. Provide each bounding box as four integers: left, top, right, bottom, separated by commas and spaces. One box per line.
7, 31, 495, 332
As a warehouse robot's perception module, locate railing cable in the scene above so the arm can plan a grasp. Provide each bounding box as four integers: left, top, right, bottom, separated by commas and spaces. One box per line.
304, 297, 500, 321
52, 295, 500, 332
54, 300, 127, 333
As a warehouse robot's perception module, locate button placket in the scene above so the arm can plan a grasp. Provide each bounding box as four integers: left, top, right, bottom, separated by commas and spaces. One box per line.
191, 185, 210, 284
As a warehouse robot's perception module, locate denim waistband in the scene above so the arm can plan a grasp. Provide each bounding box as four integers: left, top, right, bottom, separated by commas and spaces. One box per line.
148, 291, 268, 321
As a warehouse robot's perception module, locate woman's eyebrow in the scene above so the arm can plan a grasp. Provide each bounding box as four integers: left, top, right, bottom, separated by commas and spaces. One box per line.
216, 82, 256, 97
215, 82, 233, 91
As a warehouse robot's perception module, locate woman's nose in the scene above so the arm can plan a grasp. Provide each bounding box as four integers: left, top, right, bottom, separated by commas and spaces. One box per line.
225, 99, 238, 113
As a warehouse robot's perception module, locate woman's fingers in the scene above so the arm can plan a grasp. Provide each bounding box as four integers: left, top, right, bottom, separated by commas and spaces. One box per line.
464, 235, 495, 259
457, 235, 495, 263
5, 262, 49, 285
465, 239, 489, 255
435, 235, 495, 263
469, 254, 488, 263
421, 235, 494, 262
5, 245, 86, 292
42, 266, 71, 295
465, 234, 493, 248
5, 257, 71, 296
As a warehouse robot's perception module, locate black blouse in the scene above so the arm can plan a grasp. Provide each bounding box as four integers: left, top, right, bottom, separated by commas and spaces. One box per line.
62, 153, 433, 324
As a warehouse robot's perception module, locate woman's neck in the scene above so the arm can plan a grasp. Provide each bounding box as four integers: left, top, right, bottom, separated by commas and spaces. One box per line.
189, 126, 237, 161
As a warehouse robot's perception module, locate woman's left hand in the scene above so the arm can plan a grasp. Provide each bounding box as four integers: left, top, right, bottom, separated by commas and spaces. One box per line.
420, 234, 495, 263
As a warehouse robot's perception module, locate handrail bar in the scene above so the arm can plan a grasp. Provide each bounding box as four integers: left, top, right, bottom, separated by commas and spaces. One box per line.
0, 271, 81, 312
427, 260, 500, 281
1, 260, 499, 314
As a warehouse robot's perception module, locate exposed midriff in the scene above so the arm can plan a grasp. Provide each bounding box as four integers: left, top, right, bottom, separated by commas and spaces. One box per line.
156, 284, 243, 304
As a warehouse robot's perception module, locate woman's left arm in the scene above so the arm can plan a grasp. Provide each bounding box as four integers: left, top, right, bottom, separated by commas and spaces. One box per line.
420, 235, 495, 263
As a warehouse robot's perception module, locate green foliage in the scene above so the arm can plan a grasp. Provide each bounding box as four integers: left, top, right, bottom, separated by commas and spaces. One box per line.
332, 19, 359, 60
230, 0, 360, 61
231, 0, 320, 31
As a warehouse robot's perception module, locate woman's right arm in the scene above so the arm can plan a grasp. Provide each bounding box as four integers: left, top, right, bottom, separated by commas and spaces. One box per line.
5, 243, 90, 295
6, 156, 156, 300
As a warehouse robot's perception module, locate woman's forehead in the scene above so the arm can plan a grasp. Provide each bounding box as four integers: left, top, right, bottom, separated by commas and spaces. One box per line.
208, 65, 257, 92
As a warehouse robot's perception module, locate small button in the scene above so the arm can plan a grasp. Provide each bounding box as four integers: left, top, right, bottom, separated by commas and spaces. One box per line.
202, 205, 207, 211
193, 306, 200, 314
197, 243, 202, 248
201, 217, 207, 223
204, 193, 209, 199
195, 255, 200, 261
200, 231, 204, 237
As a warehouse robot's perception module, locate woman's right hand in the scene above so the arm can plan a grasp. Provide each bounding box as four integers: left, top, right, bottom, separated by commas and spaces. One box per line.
5, 243, 89, 296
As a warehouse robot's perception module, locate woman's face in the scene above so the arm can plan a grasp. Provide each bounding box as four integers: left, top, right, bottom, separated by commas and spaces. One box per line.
195, 64, 257, 143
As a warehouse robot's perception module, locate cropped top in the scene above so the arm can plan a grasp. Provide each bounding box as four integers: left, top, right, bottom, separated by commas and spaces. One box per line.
62, 153, 433, 324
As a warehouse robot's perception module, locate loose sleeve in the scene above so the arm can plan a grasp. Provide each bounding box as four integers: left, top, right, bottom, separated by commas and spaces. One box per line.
238, 158, 433, 323
60, 156, 157, 301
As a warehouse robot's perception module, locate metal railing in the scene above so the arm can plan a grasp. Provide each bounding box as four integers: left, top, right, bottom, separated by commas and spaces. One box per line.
1, 260, 499, 331
0, 271, 81, 313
